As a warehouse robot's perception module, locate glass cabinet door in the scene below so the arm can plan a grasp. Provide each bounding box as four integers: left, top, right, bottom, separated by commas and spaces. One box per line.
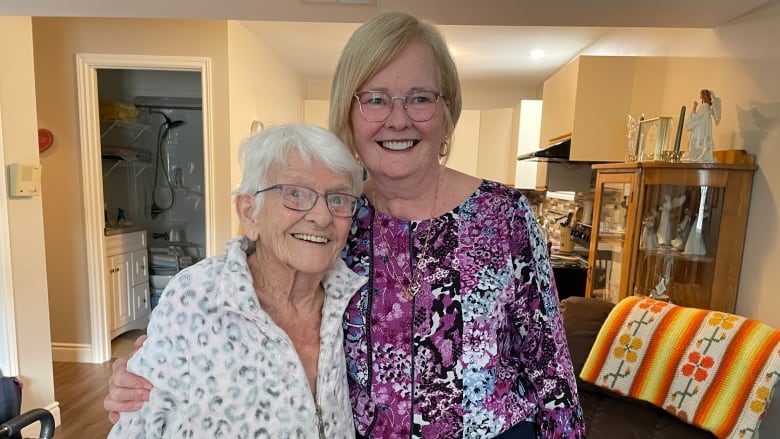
631, 183, 723, 309
586, 172, 637, 303
589, 161, 756, 312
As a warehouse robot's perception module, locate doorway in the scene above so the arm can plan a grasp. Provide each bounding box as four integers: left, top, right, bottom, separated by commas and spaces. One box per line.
75, 54, 217, 363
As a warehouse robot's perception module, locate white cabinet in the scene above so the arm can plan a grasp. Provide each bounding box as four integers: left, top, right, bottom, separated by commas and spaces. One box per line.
105, 230, 149, 338
106, 252, 132, 330
130, 249, 150, 320
514, 100, 543, 189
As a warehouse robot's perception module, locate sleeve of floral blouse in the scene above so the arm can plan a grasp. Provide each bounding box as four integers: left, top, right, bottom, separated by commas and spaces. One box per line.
513, 196, 587, 439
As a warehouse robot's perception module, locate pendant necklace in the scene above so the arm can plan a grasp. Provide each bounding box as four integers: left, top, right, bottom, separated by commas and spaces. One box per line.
374, 175, 440, 300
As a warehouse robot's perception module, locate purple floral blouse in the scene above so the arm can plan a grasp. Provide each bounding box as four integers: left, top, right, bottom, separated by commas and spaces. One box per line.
342, 180, 585, 438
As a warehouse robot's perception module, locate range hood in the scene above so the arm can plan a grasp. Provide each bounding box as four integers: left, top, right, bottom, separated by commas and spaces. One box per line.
517, 137, 574, 163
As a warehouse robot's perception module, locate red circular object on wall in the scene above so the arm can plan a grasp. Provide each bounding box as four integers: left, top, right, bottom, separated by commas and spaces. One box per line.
38, 128, 54, 153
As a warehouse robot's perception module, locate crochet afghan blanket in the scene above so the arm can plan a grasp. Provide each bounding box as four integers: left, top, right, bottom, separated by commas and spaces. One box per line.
580, 296, 780, 439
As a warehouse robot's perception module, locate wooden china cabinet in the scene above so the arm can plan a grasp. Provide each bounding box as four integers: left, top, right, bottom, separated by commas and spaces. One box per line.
585, 159, 757, 312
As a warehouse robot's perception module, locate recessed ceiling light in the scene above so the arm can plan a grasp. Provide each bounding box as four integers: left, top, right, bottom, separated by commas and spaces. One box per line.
529, 49, 546, 60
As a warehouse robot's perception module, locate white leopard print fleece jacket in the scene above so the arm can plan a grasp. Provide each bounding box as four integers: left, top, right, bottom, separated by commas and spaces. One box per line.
108, 236, 366, 438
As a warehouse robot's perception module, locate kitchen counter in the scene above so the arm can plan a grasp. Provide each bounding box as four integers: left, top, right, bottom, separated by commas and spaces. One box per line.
550, 253, 588, 269
104, 224, 144, 236
550, 249, 589, 299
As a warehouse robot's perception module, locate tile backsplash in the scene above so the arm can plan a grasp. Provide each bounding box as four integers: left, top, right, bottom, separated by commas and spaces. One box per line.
518, 189, 594, 246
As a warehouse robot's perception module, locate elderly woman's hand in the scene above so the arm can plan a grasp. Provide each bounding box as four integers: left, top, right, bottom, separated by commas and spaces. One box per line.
103, 335, 152, 423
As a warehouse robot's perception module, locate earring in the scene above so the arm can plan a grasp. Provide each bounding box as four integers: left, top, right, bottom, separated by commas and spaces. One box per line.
439, 139, 450, 157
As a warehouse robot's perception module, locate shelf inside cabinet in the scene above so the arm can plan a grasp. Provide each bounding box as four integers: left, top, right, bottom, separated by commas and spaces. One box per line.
102, 158, 150, 181
100, 120, 152, 180
638, 248, 715, 263
100, 120, 149, 147
597, 232, 625, 243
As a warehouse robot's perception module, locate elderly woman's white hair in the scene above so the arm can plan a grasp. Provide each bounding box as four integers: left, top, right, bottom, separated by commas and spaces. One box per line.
233, 124, 364, 216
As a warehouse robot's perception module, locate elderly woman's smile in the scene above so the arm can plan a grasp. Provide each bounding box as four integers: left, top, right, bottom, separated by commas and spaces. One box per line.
292, 233, 330, 244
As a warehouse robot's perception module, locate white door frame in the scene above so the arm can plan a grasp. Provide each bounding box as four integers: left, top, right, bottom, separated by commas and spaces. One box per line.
75, 54, 216, 363
0, 103, 19, 376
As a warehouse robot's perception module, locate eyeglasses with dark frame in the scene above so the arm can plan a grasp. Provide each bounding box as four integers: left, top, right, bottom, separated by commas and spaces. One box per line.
255, 184, 359, 217
353, 90, 443, 123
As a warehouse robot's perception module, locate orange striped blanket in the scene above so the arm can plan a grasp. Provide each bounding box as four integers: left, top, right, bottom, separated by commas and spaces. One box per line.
580, 296, 780, 439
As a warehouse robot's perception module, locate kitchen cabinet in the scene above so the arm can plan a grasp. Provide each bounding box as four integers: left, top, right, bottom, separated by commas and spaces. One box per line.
105, 230, 150, 338
585, 161, 756, 312
539, 55, 636, 163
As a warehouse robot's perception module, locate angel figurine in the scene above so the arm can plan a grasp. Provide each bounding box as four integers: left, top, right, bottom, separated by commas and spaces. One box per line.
640, 213, 658, 250
656, 194, 686, 246
684, 186, 711, 256
685, 89, 721, 163
671, 208, 692, 251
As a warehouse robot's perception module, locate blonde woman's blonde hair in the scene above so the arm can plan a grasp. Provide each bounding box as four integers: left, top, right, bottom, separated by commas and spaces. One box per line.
328, 11, 462, 160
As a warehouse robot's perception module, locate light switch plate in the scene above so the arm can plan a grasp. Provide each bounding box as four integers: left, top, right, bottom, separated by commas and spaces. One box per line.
8, 163, 42, 197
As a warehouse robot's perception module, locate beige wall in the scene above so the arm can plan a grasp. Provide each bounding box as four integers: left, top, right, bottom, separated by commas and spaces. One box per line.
476, 107, 514, 184
460, 79, 541, 109
448, 109, 480, 175
32, 17, 234, 347
306, 79, 332, 102
226, 21, 307, 235
0, 16, 55, 416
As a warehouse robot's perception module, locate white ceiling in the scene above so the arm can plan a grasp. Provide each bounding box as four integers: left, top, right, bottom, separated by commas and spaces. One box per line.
1, 0, 773, 85
241, 21, 611, 84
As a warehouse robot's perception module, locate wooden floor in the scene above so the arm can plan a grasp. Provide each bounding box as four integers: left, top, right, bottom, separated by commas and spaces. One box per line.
53, 361, 115, 438
51, 331, 143, 438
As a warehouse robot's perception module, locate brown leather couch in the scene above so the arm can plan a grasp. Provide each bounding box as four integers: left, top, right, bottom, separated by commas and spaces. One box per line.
560, 296, 716, 439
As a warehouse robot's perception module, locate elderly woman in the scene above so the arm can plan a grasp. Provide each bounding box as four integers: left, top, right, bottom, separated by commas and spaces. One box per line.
107, 124, 365, 438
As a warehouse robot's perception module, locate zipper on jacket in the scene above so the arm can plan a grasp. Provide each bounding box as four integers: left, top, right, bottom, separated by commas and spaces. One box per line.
316, 404, 325, 439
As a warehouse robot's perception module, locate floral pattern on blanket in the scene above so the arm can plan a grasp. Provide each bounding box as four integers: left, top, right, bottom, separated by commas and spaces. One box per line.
581, 296, 780, 439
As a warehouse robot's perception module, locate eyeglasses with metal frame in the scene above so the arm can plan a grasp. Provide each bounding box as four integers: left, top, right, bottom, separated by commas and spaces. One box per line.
254, 184, 359, 217
353, 90, 443, 123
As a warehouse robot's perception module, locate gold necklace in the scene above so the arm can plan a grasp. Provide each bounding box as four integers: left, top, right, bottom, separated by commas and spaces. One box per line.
373, 177, 440, 300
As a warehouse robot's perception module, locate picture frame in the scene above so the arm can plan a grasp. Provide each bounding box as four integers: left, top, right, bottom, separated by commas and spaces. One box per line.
637, 116, 673, 161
